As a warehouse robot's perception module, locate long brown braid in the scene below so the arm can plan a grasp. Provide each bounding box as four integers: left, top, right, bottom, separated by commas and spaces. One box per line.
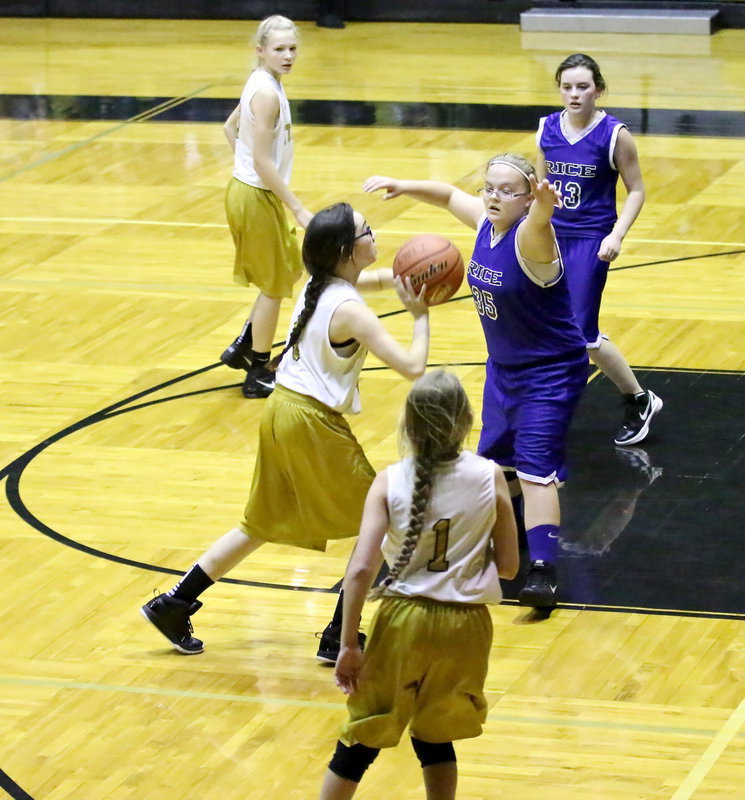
268, 202, 357, 370
369, 370, 474, 599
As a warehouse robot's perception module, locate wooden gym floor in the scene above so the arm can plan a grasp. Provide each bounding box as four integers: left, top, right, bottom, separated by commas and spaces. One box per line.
1, 17, 744, 800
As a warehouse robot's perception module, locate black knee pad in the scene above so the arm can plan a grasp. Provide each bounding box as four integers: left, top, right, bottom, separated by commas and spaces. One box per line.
410, 737, 456, 767
328, 740, 380, 783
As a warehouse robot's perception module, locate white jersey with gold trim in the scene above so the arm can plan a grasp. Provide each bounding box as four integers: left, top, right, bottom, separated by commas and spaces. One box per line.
233, 69, 293, 188
277, 278, 367, 414
382, 451, 502, 604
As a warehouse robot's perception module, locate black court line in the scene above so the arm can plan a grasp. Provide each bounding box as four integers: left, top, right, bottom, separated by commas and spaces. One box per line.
4, 359, 744, 618
0, 768, 34, 800
1, 94, 744, 137
609, 248, 745, 272
1, 364, 742, 800
1, 356, 480, 595
3, 239, 742, 590
1, 363, 335, 594
3, 236, 743, 595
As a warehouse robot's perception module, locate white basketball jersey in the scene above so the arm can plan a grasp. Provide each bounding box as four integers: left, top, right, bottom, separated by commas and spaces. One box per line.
277, 278, 367, 414
382, 451, 502, 604
233, 69, 293, 188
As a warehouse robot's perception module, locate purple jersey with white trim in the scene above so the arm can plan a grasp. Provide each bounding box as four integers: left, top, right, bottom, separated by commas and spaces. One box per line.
538, 110, 625, 237
467, 217, 585, 366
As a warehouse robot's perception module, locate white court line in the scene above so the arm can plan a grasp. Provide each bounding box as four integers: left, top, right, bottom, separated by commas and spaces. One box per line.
670, 696, 745, 800
0, 675, 730, 739
0, 215, 226, 229
1, 217, 744, 249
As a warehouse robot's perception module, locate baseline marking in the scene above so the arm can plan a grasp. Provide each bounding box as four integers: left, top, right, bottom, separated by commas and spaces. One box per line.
0, 675, 732, 739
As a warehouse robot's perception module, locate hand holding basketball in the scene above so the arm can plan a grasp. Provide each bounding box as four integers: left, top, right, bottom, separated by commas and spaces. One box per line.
393, 234, 464, 306
394, 274, 428, 318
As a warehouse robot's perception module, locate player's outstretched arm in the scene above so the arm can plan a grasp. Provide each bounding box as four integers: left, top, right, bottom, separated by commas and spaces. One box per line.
517, 174, 562, 263
363, 176, 482, 230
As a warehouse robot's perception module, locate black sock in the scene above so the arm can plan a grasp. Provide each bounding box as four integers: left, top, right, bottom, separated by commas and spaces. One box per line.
330, 589, 345, 628
168, 563, 214, 603
250, 350, 270, 369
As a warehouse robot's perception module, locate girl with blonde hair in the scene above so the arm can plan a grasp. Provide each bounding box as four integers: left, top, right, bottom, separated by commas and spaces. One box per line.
220, 15, 313, 398
318, 369, 518, 800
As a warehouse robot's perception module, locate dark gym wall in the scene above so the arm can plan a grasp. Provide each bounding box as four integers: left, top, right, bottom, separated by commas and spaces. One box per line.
0, 0, 742, 27
0, 0, 528, 22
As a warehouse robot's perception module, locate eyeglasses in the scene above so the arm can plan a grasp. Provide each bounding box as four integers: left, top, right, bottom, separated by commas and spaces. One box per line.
480, 185, 531, 200
354, 224, 373, 240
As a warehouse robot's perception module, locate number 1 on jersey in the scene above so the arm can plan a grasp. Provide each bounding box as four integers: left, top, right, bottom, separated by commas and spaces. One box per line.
427, 519, 451, 572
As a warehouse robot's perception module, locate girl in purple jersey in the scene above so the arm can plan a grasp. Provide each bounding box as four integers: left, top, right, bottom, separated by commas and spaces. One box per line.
537, 53, 662, 446
364, 154, 588, 609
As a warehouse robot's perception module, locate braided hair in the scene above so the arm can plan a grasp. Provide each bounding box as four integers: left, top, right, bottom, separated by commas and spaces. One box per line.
269, 202, 357, 370
369, 370, 474, 599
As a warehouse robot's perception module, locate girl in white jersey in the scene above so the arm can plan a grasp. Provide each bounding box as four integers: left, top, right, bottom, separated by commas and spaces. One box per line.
318, 370, 519, 800
220, 16, 314, 399
141, 203, 430, 662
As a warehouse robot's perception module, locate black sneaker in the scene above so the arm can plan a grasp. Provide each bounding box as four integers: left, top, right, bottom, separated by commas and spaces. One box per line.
140, 593, 204, 654
220, 331, 253, 370
614, 390, 663, 446
315, 623, 367, 664
242, 366, 275, 399
517, 560, 558, 608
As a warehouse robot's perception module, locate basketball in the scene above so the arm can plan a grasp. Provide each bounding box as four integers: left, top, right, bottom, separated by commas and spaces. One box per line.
392, 234, 464, 306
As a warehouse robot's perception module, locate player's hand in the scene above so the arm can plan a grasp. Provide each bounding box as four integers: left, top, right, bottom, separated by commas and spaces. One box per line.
394, 275, 428, 318
363, 176, 403, 200
529, 173, 563, 211
334, 645, 364, 695
598, 232, 622, 262
294, 207, 314, 230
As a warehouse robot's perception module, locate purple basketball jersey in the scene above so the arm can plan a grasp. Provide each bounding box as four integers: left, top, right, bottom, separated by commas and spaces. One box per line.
467, 217, 586, 366
538, 110, 626, 237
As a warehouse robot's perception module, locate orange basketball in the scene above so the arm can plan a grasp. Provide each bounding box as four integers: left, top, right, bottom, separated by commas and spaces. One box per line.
392, 234, 464, 306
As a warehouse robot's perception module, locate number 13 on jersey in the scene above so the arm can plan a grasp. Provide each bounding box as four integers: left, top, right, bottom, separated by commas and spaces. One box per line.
553, 178, 581, 209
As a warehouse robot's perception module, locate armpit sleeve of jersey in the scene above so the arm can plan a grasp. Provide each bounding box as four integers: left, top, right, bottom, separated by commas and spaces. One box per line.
513, 225, 563, 288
